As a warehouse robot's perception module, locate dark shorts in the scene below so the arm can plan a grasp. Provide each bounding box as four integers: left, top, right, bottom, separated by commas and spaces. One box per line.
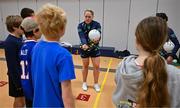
80, 48, 101, 58
25, 98, 33, 107
8, 77, 24, 97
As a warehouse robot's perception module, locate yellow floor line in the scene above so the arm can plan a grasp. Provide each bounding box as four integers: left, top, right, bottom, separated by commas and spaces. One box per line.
93, 58, 113, 108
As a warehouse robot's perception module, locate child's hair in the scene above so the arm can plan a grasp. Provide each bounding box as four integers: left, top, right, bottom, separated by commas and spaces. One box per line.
20, 8, 34, 19
6, 15, 23, 33
84, 9, 94, 16
135, 17, 170, 107
20, 17, 39, 38
36, 3, 67, 38
156, 13, 168, 22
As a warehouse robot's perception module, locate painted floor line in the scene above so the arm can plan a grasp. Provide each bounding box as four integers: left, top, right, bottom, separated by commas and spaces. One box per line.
93, 58, 113, 108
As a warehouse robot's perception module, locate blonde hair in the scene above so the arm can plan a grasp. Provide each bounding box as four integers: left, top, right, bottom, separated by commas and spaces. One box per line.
36, 3, 67, 38
136, 17, 170, 107
6, 15, 22, 32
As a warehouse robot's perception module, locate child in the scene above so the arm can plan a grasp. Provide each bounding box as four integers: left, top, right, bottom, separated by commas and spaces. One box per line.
20, 17, 42, 107
112, 17, 180, 107
20, 8, 35, 40
20, 8, 34, 19
4, 15, 25, 107
31, 3, 75, 107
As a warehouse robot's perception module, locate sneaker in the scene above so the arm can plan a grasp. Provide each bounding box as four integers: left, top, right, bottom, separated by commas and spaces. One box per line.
94, 84, 100, 92
82, 82, 88, 91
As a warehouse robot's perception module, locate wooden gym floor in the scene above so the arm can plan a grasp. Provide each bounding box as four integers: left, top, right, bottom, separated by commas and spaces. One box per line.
0, 49, 120, 108
0, 49, 179, 108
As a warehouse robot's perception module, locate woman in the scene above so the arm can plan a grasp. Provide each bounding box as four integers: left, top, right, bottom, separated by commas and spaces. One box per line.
77, 9, 101, 92
112, 17, 180, 107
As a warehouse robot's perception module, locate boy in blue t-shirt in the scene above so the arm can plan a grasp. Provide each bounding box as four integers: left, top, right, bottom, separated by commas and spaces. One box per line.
31, 4, 75, 107
4, 15, 25, 107
19, 17, 41, 107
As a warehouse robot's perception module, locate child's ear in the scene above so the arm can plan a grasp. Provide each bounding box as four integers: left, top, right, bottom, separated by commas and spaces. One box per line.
12, 27, 17, 31
32, 30, 37, 35
135, 37, 140, 45
32, 29, 35, 33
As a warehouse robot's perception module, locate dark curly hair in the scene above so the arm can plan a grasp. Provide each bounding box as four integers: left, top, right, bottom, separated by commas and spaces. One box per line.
156, 12, 168, 22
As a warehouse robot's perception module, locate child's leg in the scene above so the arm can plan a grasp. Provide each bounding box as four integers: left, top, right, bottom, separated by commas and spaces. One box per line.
13, 97, 25, 107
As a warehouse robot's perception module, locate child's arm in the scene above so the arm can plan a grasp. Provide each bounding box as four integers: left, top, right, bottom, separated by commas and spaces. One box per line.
61, 80, 75, 108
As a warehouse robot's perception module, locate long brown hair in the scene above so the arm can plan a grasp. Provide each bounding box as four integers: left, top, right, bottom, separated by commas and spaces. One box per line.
135, 17, 170, 107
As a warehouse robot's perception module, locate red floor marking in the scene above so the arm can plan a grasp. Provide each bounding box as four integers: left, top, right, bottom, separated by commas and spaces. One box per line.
0, 81, 8, 87
76, 93, 90, 101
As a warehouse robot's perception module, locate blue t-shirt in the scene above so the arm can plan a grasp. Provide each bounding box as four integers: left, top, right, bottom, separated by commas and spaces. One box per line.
19, 40, 37, 100
31, 40, 76, 107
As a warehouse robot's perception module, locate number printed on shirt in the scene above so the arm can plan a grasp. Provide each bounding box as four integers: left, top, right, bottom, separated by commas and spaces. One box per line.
21, 61, 29, 79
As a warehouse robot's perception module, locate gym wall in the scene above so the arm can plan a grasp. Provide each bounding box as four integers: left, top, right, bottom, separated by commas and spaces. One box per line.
0, 0, 179, 54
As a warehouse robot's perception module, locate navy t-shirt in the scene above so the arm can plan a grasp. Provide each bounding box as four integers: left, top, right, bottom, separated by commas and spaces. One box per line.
78, 20, 101, 45
4, 34, 23, 89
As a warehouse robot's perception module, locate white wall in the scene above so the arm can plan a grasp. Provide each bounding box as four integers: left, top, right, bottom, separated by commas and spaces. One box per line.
104, 0, 130, 50
0, 0, 19, 40
0, 0, 179, 54
18, 0, 37, 12
58, 0, 80, 45
0, 3, 5, 40
158, 0, 180, 41
128, 0, 157, 54
36, 0, 57, 8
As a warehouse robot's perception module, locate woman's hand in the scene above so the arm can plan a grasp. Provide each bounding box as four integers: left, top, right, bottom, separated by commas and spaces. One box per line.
92, 37, 100, 44
166, 56, 173, 64
82, 44, 89, 50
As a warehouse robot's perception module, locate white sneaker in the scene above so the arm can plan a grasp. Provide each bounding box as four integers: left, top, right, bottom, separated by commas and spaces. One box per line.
94, 84, 100, 92
82, 82, 88, 91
